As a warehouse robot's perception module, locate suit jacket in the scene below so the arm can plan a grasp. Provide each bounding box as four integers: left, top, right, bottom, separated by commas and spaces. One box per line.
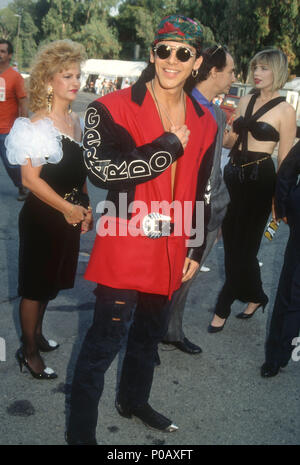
275, 140, 300, 219
206, 105, 230, 232
188, 104, 230, 263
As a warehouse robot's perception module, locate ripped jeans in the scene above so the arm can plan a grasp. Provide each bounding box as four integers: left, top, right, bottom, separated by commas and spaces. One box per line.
68, 284, 170, 443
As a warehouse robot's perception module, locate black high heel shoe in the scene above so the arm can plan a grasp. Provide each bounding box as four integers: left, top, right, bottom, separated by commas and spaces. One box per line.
16, 348, 58, 380
21, 334, 59, 352
236, 296, 269, 320
207, 318, 227, 333
36, 334, 59, 352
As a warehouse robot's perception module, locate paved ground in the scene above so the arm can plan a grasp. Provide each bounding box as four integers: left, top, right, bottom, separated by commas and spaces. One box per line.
0, 92, 299, 446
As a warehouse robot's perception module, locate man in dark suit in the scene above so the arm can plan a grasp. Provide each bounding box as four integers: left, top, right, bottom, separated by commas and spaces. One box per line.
261, 140, 300, 377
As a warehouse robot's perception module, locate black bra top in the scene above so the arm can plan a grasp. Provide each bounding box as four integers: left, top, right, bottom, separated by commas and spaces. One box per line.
231, 93, 286, 162
233, 116, 280, 142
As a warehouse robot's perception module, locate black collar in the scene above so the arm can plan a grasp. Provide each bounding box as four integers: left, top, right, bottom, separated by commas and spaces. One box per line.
131, 79, 204, 118
188, 93, 205, 117
131, 78, 147, 106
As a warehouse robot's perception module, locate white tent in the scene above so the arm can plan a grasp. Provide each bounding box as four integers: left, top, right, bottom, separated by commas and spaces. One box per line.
284, 78, 300, 92
80, 59, 147, 88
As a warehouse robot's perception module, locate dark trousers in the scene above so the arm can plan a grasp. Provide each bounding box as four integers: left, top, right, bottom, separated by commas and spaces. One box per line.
214, 157, 274, 319
265, 227, 300, 367
0, 133, 22, 188
68, 285, 170, 443
164, 227, 219, 342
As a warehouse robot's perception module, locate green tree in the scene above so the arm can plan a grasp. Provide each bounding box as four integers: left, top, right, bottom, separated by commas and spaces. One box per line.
0, 0, 38, 68
73, 17, 120, 58
39, 0, 119, 58
260, 0, 299, 74
41, 0, 77, 40
9, 0, 39, 68
195, 0, 300, 80
0, 7, 18, 40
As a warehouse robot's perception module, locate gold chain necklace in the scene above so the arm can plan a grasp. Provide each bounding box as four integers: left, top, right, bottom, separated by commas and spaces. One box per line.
51, 112, 73, 128
151, 80, 186, 130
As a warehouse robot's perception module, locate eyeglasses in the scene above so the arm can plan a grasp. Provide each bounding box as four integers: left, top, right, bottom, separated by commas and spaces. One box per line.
152, 44, 196, 62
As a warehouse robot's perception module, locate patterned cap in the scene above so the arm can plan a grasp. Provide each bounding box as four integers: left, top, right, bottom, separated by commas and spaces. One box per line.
153, 15, 203, 48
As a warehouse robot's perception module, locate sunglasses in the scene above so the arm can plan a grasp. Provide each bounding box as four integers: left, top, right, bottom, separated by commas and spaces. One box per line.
152, 44, 196, 62
209, 44, 224, 56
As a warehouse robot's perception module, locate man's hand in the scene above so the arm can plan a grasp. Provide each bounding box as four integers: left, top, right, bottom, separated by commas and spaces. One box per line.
271, 197, 277, 221
81, 209, 94, 234
182, 257, 199, 283
170, 125, 190, 150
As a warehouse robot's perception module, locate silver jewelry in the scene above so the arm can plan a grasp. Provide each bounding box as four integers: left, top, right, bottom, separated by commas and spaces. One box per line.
151, 80, 186, 130
142, 212, 172, 239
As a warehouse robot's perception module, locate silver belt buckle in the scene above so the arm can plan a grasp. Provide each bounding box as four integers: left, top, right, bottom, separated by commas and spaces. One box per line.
142, 213, 172, 239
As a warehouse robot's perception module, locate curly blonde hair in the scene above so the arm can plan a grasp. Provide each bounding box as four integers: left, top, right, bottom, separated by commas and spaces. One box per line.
29, 40, 86, 112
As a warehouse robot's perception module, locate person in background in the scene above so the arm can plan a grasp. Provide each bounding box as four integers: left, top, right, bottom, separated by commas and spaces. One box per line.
261, 139, 300, 377
208, 49, 296, 333
5, 40, 93, 380
89, 81, 96, 93
162, 45, 234, 355
95, 76, 102, 95
0, 39, 28, 201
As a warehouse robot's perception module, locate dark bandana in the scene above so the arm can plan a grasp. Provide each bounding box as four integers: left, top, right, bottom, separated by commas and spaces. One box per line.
153, 15, 203, 48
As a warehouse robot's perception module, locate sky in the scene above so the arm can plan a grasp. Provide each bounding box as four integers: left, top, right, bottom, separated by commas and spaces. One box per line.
0, 0, 11, 8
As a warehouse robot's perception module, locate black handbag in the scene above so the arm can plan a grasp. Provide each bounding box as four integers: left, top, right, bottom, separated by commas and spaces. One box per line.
64, 188, 89, 209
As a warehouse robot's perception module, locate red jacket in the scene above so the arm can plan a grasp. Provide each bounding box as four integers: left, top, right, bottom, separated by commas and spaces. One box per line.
84, 80, 217, 297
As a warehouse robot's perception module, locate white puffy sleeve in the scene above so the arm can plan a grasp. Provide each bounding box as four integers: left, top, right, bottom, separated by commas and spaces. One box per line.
5, 117, 63, 167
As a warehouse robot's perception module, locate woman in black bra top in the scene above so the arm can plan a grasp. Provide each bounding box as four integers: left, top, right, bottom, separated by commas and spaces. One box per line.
208, 48, 297, 333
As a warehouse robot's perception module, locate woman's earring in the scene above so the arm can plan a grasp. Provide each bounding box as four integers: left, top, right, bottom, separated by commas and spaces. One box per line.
192, 69, 198, 78
47, 86, 53, 113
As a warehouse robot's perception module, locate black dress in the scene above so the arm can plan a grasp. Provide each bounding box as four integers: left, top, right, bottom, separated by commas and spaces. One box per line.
215, 93, 285, 318
18, 135, 87, 301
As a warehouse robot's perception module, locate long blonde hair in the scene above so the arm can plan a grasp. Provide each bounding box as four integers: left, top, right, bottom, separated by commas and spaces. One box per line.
29, 40, 86, 113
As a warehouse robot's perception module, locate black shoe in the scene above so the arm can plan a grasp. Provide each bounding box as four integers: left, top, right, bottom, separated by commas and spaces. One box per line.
162, 337, 202, 354
260, 362, 280, 378
65, 431, 98, 445
236, 297, 269, 319
207, 319, 226, 333
115, 401, 178, 432
36, 334, 60, 352
21, 334, 60, 353
16, 347, 57, 380
17, 187, 28, 201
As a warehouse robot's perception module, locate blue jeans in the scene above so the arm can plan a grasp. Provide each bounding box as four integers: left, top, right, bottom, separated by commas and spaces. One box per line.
68, 284, 170, 443
0, 133, 22, 188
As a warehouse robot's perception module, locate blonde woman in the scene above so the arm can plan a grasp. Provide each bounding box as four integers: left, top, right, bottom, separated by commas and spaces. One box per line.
208, 49, 296, 332
5, 40, 92, 378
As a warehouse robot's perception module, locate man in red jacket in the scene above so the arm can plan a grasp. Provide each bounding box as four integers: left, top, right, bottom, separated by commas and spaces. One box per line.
67, 15, 217, 445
